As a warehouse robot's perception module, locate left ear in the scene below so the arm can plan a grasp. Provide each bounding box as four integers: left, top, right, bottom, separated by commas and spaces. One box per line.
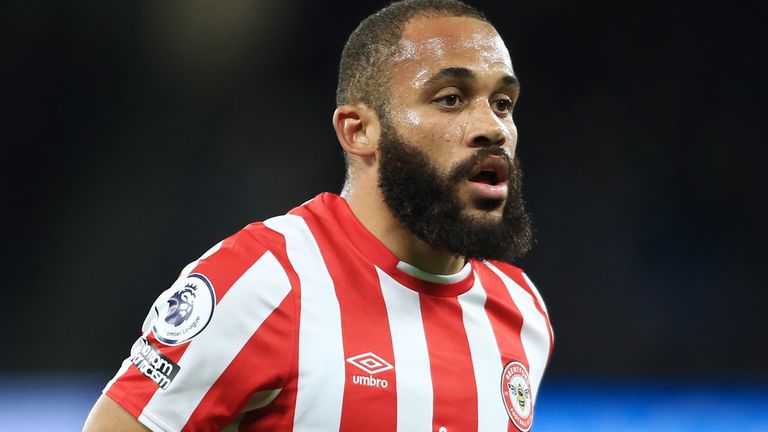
331, 103, 380, 159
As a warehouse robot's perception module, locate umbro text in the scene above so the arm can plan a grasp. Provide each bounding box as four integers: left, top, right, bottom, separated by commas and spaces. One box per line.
352, 374, 389, 388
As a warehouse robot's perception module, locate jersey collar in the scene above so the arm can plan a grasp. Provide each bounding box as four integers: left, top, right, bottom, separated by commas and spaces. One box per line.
311, 193, 475, 297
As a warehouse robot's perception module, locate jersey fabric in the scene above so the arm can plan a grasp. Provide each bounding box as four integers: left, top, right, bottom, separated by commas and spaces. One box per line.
104, 193, 554, 432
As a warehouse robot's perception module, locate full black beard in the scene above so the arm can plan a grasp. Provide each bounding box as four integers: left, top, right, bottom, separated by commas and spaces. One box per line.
377, 122, 533, 264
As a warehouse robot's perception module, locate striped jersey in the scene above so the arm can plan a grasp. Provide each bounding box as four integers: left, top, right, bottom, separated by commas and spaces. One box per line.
104, 193, 554, 432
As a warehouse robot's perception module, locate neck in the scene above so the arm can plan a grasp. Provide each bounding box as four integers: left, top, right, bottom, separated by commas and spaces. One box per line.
341, 177, 466, 275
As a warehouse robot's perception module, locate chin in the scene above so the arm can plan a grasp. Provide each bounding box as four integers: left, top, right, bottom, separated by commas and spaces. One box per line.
463, 201, 505, 223
458, 186, 506, 212
473, 197, 506, 212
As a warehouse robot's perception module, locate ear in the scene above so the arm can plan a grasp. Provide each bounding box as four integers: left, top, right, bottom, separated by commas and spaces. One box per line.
332, 104, 380, 158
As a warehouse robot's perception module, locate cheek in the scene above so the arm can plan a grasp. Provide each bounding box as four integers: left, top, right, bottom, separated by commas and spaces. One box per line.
395, 109, 423, 127
390, 108, 465, 163
506, 122, 518, 152
394, 110, 447, 146
420, 120, 464, 158
507, 119, 518, 137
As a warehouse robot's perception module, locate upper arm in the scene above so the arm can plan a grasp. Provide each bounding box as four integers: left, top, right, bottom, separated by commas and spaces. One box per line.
83, 395, 151, 432
98, 226, 298, 430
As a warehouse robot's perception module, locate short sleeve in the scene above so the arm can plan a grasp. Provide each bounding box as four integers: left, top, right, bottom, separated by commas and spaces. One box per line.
103, 225, 298, 431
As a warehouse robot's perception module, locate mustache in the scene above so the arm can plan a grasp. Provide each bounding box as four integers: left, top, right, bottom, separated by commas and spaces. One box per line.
448, 147, 513, 182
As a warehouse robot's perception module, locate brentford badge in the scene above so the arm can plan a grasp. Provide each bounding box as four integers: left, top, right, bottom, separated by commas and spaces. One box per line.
501, 360, 533, 431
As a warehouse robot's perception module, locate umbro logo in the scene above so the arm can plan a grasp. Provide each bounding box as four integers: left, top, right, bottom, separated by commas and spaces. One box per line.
346, 352, 394, 374
347, 352, 393, 389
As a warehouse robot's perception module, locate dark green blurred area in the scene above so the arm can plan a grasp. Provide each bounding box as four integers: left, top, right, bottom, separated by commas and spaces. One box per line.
3, 0, 766, 377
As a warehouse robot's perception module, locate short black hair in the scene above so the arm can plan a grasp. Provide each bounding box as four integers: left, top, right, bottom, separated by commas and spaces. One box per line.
336, 0, 488, 117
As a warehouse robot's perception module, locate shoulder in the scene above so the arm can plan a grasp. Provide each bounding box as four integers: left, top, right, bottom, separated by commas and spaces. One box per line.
105, 218, 304, 431
196, 216, 302, 291
480, 260, 550, 317
195, 214, 305, 281
484, 260, 526, 282
145, 217, 304, 339
482, 260, 555, 362
481, 261, 530, 294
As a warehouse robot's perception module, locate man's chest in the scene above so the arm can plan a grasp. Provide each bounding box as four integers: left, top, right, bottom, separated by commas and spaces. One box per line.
269, 272, 535, 431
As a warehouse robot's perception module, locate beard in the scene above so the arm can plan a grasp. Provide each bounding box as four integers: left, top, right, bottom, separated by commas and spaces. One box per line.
377, 121, 533, 264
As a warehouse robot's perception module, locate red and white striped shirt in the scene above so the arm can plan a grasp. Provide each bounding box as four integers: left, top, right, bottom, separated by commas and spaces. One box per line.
104, 193, 554, 432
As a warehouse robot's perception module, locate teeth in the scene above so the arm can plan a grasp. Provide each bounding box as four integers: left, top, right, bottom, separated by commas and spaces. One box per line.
470, 171, 498, 185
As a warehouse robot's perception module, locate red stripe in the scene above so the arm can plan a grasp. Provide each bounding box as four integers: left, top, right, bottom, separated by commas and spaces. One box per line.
106, 225, 274, 421
298, 204, 398, 432
476, 263, 529, 366
105, 330, 190, 418
238, 225, 302, 431
491, 262, 554, 361
420, 295, 478, 432
475, 263, 529, 432
182, 226, 302, 430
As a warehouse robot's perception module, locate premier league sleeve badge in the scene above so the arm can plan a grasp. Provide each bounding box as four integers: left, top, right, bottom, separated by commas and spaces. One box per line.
150, 273, 217, 346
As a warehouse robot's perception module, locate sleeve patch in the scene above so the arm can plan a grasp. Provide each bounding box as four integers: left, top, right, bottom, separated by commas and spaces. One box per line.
150, 273, 217, 346
130, 338, 181, 390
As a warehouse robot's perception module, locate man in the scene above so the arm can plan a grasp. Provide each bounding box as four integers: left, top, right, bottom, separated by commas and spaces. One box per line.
83, 0, 553, 430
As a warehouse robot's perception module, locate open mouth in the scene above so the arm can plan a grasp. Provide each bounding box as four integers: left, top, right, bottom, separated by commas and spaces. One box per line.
467, 156, 509, 186
469, 169, 500, 185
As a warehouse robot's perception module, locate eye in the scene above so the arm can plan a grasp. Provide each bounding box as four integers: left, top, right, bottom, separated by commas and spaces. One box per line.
492, 97, 513, 114
433, 94, 463, 108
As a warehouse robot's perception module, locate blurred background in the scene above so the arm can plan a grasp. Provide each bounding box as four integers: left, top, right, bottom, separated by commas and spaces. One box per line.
3, 0, 766, 430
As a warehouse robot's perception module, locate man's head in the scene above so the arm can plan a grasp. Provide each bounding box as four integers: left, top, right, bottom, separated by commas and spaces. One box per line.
333, 0, 533, 263
336, 0, 487, 117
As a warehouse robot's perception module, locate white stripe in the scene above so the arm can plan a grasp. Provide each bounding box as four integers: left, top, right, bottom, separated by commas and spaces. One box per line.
140, 251, 292, 431
104, 242, 225, 394
487, 264, 551, 401
378, 268, 433, 431
522, 272, 554, 341
265, 215, 345, 431
458, 275, 509, 431
522, 272, 548, 315
138, 411, 174, 432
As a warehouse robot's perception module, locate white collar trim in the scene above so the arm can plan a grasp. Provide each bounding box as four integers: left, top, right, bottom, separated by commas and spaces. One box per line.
395, 261, 472, 284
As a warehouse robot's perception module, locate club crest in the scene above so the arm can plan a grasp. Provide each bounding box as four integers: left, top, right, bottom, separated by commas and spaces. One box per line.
501, 360, 533, 431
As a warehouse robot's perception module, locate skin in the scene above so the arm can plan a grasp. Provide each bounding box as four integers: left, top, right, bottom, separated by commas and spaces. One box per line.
83, 14, 519, 431
82, 395, 150, 431
335, 15, 520, 275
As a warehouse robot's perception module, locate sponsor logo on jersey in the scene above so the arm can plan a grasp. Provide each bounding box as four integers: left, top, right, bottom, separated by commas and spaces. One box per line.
351, 374, 389, 388
501, 360, 533, 431
152, 273, 216, 345
346, 352, 393, 374
347, 352, 393, 388
130, 338, 180, 389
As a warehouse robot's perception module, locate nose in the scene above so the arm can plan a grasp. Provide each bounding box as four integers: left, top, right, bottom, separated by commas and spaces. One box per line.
465, 101, 509, 148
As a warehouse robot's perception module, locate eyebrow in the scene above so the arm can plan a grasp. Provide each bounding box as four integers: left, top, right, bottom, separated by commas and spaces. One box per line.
422, 66, 520, 88
499, 74, 519, 87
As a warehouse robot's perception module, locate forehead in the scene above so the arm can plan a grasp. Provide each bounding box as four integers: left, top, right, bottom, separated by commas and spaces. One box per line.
393, 15, 514, 80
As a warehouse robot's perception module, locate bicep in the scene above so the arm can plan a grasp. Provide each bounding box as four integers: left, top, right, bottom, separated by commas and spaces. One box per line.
83, 395, 150, 432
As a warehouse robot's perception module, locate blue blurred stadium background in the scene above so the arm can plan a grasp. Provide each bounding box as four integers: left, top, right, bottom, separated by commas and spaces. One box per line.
3, 0, 766, 430
2, 375, 767, 430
